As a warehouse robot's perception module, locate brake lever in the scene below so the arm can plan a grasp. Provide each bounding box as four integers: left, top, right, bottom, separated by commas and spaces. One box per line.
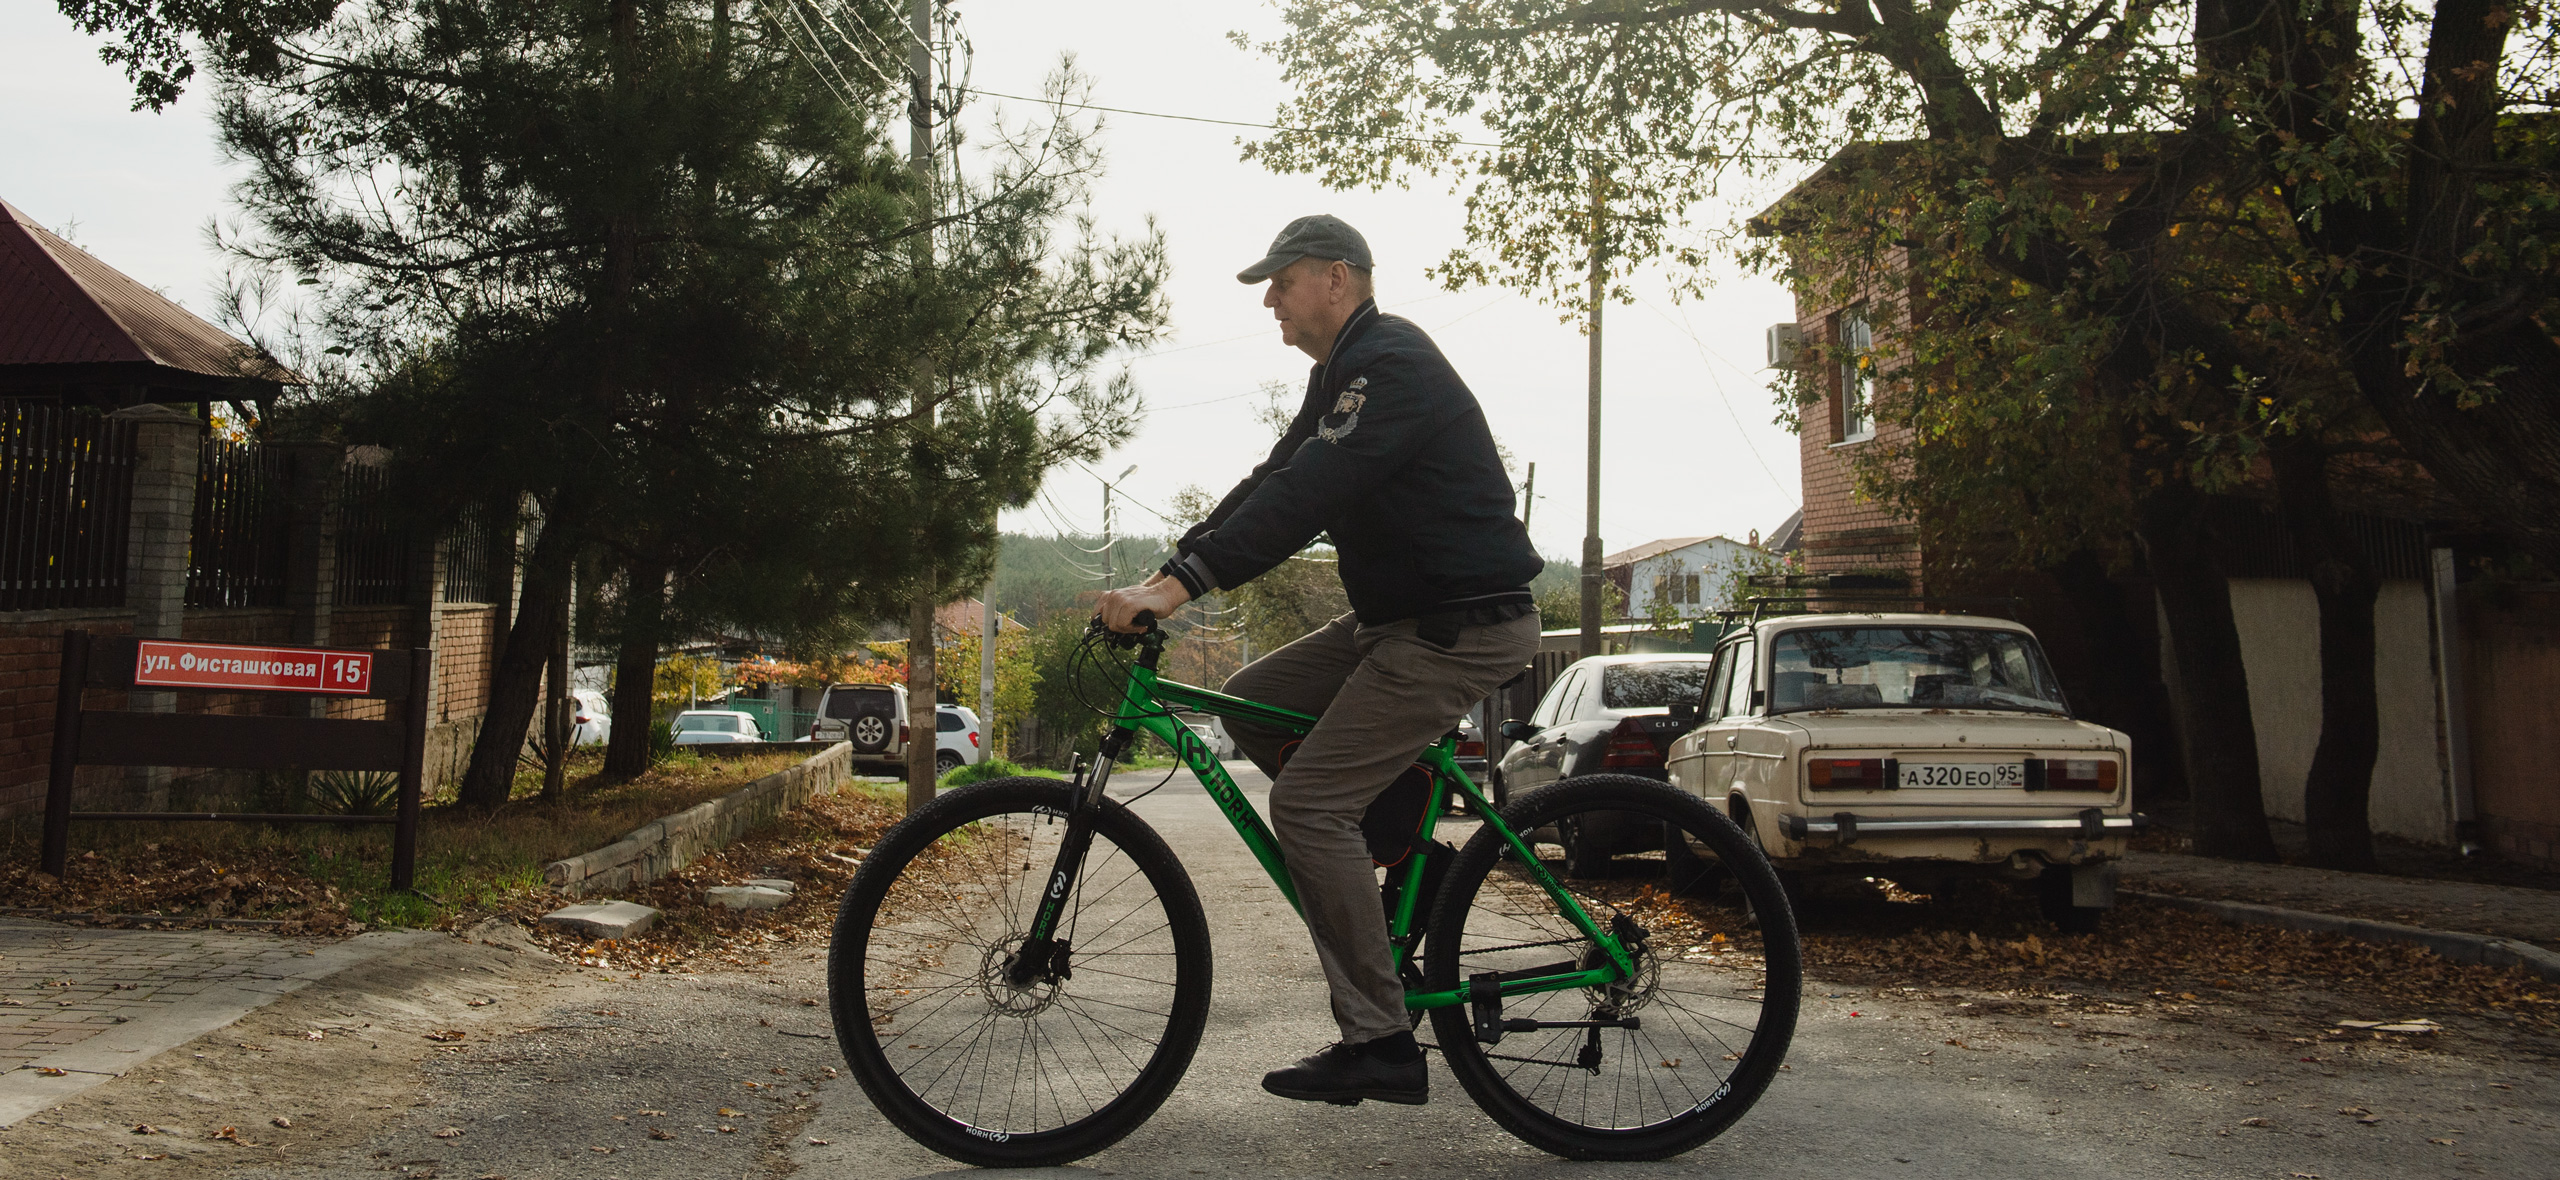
1088, 610, 1158, 649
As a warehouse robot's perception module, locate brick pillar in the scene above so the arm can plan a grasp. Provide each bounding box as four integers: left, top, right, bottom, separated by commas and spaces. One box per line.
112, 404, 204, 810
282, 442, 343, 649
408, 532, 450, 785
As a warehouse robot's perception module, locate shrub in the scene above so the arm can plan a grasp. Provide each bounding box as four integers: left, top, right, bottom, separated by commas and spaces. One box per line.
937, 758, 1064, 790
310, 769, 402, 816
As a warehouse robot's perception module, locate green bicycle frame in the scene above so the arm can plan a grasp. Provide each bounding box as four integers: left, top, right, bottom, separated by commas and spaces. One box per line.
1029, 631, 1635, 1014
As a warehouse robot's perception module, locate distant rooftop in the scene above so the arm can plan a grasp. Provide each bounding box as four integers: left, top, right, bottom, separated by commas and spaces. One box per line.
0, 197, 301, 398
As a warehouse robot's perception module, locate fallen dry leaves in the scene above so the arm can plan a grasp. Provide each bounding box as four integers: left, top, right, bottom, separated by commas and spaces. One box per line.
1795, 893, 2558, 1027
516, 788, 907, 971
0, 844, 360, 933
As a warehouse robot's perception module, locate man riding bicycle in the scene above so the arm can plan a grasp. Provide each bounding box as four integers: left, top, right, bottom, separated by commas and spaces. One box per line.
1097, 214, 1543, 1106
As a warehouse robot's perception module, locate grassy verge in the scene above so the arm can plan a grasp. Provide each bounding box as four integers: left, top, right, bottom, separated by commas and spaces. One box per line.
2, 749, 806, 931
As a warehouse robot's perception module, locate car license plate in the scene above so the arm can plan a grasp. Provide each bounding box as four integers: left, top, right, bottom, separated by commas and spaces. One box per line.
1898, 762, 2023, 789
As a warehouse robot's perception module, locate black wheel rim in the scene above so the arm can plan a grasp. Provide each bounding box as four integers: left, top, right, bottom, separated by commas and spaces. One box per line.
852, 806, 1185, 1137
1435, 786, 1795, 1137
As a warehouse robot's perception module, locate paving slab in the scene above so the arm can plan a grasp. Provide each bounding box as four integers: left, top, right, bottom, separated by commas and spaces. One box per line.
0, 919, 433, 1127
539, 900, 660, 938
705, 885, 790, 910
2120, 851, 2560, 950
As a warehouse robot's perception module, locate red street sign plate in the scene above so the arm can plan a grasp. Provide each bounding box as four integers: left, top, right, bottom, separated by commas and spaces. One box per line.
132, 640, 375, 695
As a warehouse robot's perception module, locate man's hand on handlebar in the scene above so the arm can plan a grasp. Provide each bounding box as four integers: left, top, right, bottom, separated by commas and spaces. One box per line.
1097, 574, 1191, 634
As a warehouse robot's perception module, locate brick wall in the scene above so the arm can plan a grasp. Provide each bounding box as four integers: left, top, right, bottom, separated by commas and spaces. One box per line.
0, 600, 505, 820
1791, 262, 1923, 580
437, 604, 497, 723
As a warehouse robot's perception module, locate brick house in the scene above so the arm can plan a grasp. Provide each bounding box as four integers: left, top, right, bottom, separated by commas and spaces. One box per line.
1758, 155, 2551, 867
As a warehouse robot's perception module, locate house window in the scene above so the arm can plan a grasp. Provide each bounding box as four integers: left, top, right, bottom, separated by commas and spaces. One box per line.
1837, 306, 1874, 443
1651, 570, 1706, 608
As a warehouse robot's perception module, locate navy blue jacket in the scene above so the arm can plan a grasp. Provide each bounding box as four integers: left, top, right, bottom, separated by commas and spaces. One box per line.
1163, 300, 1541, 626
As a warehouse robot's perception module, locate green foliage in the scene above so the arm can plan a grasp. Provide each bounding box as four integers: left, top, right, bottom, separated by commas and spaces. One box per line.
1240, 0, 2560, 571
1534, 571, 1620, 632
207, 0, 1170, 798
1713, 546, 1805, 619
1023, 611, 1114, 767
308, 769, 401, 817
53, 0, 339, 111
1224, 551, 1351, 656
936, 758, 1065, 790
989, 531, 1174, 628
654, 654, 726, 712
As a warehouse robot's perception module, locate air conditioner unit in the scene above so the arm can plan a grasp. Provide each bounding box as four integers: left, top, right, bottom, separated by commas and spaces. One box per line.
1765, 322, 1803, 368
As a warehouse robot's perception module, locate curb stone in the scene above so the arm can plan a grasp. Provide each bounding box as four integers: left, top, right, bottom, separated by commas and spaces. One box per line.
543, 742, 851, 897
2129, 890, 2560, 982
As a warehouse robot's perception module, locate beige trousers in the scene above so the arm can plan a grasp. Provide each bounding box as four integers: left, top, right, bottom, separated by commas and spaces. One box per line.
1222, 610, 1542, 1043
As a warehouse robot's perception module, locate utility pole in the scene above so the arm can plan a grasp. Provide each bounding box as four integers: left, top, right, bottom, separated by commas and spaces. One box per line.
1578, 171, 1607, 660
1100, 463, 1136, 589
1520, 460, 1537, 533
902, 0, 940, 813
979, 575, 997, 755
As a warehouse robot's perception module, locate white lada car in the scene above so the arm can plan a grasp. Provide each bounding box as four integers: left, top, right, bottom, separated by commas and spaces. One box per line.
1667, 612, 2138, 931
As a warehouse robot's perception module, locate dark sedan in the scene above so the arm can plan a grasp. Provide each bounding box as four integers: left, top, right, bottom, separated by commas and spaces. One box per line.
1493, 653, 1715, 875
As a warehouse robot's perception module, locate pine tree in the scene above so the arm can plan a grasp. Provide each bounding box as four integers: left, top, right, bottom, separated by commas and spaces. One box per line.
213, 0, 1166, 806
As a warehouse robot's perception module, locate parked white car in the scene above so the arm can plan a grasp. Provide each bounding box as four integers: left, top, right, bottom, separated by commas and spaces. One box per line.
1667, 612, 2137, 932
670, 709, 767, 745
569, 688, 611, 747
935, 704, 984, 776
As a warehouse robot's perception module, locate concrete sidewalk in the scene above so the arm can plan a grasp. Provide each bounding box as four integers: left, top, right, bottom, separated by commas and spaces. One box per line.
0, 918, 433, 1126
2120, 850, 2560, 951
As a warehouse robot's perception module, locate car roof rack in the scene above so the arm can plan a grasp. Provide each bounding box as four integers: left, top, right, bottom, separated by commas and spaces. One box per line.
1721, 593, 2029, 626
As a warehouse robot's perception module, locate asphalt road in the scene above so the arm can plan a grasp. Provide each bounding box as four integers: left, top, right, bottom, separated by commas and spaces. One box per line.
8, 762, 2552, 1179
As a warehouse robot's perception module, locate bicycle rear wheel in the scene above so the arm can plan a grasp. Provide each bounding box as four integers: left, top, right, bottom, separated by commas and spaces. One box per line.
829, 777, 1212, 1166
1424, 774, 1801, 1160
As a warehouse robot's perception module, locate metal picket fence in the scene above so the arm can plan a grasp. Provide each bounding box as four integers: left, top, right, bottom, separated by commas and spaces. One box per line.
0, 405, 137, 611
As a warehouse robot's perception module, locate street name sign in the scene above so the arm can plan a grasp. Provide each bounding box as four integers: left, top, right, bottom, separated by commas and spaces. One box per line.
132, 640, 374, 694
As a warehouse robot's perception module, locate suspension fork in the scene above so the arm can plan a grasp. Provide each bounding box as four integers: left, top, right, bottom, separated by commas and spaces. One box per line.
1002, 724, 1134, 988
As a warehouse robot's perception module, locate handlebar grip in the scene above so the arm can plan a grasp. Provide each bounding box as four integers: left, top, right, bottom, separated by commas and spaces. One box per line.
1132, 610, 1156, 630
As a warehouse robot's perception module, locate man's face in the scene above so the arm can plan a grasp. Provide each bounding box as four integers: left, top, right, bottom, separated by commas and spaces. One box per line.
1262, 257, 1340, 353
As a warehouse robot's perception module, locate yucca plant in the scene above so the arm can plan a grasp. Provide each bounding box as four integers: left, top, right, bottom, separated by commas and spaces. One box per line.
310, 769, 402, 817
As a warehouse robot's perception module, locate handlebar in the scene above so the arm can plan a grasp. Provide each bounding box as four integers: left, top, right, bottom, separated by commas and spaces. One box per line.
1087, 610, 1160, 649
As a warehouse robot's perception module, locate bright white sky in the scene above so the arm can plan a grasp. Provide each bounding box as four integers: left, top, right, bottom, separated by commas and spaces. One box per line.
1, 1, 1814, 564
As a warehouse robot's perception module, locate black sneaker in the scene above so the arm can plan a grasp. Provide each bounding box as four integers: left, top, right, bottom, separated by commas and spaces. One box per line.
1260, 1041, 1427, 1106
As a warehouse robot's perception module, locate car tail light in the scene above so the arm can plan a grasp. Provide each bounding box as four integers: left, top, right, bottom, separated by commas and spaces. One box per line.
2026, 758, 2118, 792
899, 722, 910, 744
574, 714, 589, 724
809, 721, 821, 739
968, 730, 980, 747
1600, 717, 1665, 769
1457, 739, 1484, 758
1808, 758, 1895, 789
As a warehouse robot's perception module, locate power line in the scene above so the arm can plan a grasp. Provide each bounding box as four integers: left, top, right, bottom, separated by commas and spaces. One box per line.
959, 87, 1829, 164
1638, 291, 1796, 501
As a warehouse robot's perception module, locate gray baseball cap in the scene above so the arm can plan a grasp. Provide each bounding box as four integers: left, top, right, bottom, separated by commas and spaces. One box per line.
1236, 214, 1373, 283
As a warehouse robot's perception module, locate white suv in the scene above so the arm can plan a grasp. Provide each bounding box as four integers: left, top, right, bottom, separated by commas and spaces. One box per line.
811, 683, 908, 774
936, 705, 984, 776
1667, 612, 2137, 931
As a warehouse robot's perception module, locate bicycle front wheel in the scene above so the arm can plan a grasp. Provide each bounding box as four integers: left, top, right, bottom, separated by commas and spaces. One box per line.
1424, 774, 1802, 1160
828, 777, 1212, 1167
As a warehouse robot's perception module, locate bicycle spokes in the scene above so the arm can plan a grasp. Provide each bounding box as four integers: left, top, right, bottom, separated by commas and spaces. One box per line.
855, 805, 1190, 1138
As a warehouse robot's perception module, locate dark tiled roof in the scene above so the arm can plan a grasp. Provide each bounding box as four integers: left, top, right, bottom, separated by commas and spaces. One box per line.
0, 197, 301, 384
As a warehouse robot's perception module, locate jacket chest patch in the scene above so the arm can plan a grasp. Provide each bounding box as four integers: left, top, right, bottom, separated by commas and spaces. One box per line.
1318, 378, 1368, 443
